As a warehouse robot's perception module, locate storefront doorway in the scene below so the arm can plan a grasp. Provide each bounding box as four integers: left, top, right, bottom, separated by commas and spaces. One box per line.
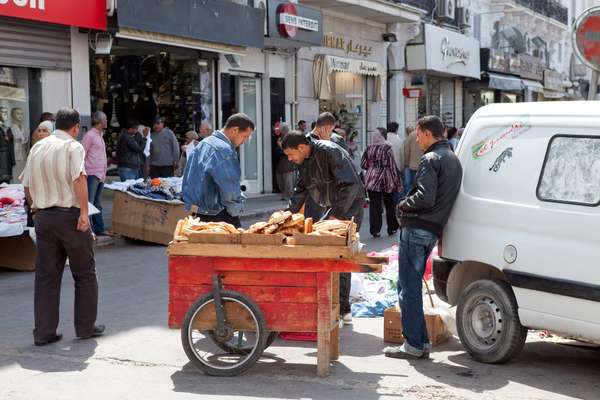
221, 74, 263, 193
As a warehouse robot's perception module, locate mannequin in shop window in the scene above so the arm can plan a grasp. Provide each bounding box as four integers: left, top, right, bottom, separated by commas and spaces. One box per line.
10, 107, 28, 178
0, 106, 15, 183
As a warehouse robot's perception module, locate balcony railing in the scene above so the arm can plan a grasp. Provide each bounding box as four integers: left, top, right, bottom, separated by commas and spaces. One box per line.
514, 0, 568, 25
392, 0, 436, 15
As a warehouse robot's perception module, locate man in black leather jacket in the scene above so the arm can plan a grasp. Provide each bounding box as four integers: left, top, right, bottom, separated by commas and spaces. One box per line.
116, 119, 147, 181
384, 115, 462, 360
283, 130, 365, 323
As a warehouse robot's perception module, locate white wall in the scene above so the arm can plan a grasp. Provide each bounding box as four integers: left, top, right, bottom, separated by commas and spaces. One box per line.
41, 70, 72, 115
70, 27, 91, 128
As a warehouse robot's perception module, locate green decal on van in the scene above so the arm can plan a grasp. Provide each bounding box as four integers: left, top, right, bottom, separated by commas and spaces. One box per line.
472, 122, 531, 159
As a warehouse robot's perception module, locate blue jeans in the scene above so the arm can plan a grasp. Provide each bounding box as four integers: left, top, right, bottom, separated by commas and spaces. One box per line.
397, 227, 438, 351
403, 168, 417, 197
87, 175, 105, 234
118, 167, 141, 182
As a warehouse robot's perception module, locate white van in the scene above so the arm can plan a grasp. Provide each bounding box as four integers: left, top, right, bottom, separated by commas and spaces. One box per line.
433, 101, 600, 363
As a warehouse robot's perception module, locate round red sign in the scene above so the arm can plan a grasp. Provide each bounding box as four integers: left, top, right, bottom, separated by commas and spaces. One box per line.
574, 7, 600, 70
277, 3, 298, 38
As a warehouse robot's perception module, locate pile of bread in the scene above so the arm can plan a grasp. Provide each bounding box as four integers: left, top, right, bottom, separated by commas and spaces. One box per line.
173, 211, 357, 242
247, 211, 309, 236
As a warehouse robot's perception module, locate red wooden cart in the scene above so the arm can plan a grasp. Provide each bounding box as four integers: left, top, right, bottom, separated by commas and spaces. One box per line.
168, 242, 385, 377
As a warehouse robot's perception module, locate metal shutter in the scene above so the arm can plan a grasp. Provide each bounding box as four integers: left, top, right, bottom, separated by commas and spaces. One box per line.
0, 16, 71, 70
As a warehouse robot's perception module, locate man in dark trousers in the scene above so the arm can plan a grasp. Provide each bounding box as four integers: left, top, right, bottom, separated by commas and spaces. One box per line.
283, 130, 365, 325
384, 115, 462, 359
20, 108, 104, 346
182, 113, 255, 228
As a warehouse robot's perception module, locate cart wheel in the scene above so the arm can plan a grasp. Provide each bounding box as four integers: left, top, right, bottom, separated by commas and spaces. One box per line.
208, 331, 279, 355
181, 290, 268, 377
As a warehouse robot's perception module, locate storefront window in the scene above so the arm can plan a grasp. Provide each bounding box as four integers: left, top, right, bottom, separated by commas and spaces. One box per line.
319, 72, 366, 161
90, 54, 214, 170
0, 66, 41, 183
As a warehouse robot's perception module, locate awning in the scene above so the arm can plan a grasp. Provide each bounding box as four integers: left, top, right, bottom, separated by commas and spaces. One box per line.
313, 55, 385, 100
486, 73, 523, 91
522, 79, 544, 93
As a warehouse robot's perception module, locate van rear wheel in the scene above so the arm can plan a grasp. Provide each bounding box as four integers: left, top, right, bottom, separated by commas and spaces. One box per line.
456, 279, 527, 364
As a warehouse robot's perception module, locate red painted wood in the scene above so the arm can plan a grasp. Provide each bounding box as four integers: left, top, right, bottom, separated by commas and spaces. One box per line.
171, 284, 317, 304
170, 268, 316, 287
169, 256, 364, 273
169, 300, 317, 331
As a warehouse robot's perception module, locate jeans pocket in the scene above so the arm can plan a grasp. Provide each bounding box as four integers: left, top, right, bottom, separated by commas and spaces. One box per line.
408, 228, 437, 246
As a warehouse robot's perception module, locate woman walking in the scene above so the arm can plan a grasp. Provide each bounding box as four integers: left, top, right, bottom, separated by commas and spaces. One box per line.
361, 127, 402, 238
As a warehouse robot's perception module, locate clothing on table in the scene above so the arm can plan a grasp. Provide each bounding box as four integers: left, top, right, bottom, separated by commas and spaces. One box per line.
33, 207, 97, 342
128, 181, 181, 202
20, 130, 86, 210
182, 130, 246, 217
403, 130, 423, 171
87, 175, 105, 234
397, 227, 437, 351
397, 139, 463, 238
0, 126, 15, 183
81, 127, 107, 182
368, 190, 399, 236
149, 128, 180, 170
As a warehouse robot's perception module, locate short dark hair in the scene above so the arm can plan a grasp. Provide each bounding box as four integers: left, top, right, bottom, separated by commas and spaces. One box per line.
224, 113, 255, 131
54, 108, 80, 131
310, 122, 316, 130
126, 119, 140, 130
316, 112, 335, 127
387, 122, 399, 134
447, 127, 458, 139
281, 130, 310, 150
376, 127, 388, 141
416, 115, 444, 139
40, 112, 54, 123
298, 120, 306, 125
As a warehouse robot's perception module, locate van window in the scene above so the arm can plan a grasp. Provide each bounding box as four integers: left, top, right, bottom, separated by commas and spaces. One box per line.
537, 136, 600, 206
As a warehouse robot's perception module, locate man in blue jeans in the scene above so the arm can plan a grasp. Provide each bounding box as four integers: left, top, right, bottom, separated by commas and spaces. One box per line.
384, 115, 462, 359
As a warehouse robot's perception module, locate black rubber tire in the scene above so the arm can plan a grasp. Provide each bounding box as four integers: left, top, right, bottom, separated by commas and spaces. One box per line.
181, 290, 268, 377
209, 331, 279, 355
456, 279, 527, 364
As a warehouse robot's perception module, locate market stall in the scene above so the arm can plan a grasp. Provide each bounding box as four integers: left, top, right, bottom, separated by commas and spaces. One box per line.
106, 177, 190, 245
168, 212, 386, 377
0, 183, 36, 271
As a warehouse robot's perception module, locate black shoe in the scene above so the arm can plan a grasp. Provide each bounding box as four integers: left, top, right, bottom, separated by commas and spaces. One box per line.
372, 233, 381, 238
388, 230, 398, 236
34, 334, 62, 346
78, 325, 105, 340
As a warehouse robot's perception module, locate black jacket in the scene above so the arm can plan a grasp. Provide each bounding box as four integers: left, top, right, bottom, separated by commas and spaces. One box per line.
397, 139, 462, 237
117, 131, 146, 169
309, 131, 348, 152
289, 138, 365, 223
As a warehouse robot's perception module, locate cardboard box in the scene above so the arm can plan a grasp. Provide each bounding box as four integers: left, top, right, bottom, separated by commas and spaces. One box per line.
383, 306, 450, 346
0, 231, 36, 271
111, 191, 191, 245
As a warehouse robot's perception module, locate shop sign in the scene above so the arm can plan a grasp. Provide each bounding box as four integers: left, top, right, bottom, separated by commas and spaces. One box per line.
406, 24, 480, 79
544, 70, 563, 92
573, 6, 600, 71
323, 34, 373, 58
266, 0, 322, 46
325, 55, 384, 76
0, 0, 106, 30
482, 49, 545, 81
277, 3, 319, 38
402, 88, 424, 98
517, 54, 545, 81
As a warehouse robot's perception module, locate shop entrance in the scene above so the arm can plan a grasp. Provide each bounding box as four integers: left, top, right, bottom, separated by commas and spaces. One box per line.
221, 74, 263, 193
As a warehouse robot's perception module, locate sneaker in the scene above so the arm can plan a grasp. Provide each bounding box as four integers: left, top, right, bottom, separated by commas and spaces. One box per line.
383, 343, 425, 359
342, 313, 353, 324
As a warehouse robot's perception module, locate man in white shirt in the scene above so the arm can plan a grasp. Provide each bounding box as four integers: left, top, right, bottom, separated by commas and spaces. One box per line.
386, 122, 405, 203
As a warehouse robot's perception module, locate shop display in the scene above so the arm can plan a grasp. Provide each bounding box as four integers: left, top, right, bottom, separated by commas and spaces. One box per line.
105, 177, 183, 203
0, 184, 27, 237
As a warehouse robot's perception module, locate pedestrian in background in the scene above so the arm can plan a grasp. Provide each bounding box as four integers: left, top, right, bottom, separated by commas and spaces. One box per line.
20, 107, 104, 346
117, 119, 147, 181
310, 112, 348, 151
81, 111, 108, 235
275, 123, 295, 201
361, 127, 402, 238
403, 126, 422, 196
297, 120, 307, 133
182, 113, 255, 228
31, 121, 53, 146
447, 127, 459, 151
149, 116, 179, 178
386, 121, 405, 202
198, 121, 213, 140
175, 131, 199, 177
384, 115, 462, 359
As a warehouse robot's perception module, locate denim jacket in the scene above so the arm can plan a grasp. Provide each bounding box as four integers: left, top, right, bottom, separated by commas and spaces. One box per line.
182, 131, 245, 216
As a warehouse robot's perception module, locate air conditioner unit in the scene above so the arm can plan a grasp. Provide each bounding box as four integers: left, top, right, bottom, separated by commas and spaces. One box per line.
253, 0, 268, 36
457, 7, 471, 28
437, 0, 456, 22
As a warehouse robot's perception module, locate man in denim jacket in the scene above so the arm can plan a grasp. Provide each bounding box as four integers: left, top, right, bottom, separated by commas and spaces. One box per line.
182, 114, 254, 228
